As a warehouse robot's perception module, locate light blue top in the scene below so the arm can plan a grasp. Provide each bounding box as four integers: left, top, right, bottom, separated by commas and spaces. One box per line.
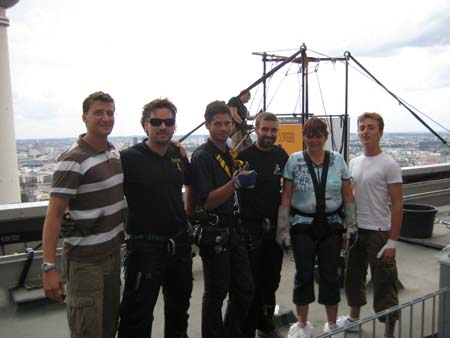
283, 151, 350, 225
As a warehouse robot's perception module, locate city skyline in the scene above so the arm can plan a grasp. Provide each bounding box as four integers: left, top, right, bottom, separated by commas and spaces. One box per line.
17, 132, 450, 203
14, 130, 450, 141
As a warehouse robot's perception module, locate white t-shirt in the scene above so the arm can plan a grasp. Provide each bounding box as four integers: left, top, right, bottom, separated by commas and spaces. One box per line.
349, 152, 402, 231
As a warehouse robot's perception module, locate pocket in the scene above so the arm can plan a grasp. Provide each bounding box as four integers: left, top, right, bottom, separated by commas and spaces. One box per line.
68, 260, 102, 293
376, 230, 390, 245
66, 296, 96, 337
378, 261, 398, 284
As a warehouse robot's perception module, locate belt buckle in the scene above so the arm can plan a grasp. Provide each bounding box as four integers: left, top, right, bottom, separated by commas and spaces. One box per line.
167, 238, 176, 255
208, 214, 219, 226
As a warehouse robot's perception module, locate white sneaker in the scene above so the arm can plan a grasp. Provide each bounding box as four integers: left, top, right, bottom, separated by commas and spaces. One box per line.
336, 315, 361, 332
287, 321, 313, 338
257, 328, 285, 338
322, 322, 344, 338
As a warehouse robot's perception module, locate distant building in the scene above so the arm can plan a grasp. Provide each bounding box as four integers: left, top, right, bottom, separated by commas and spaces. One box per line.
14, 133, 450, 202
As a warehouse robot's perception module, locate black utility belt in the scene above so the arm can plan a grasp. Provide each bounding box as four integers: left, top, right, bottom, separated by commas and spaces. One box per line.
193, 224, 230, 248
128, 233, 175, 241
127, 229, 188, 241
190, 213, 236, 228
241, 217, 274, 236
127, 228, 190, 250
197, 224, 231, 238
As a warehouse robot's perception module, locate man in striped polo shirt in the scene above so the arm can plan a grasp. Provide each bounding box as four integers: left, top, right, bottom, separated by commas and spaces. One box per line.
42, 91, 125, 338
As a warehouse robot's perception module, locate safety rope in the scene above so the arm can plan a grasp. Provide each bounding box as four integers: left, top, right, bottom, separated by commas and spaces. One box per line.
314, 63, 328, 115
265, 62, 293, 108
344, 53, 450, 148
292, 68, 302, 116
340, 58, 450, 136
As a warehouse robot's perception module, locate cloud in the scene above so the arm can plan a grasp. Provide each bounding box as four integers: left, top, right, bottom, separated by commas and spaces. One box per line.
406, 12, 450, 48
5, 0, 450, 139
13, 94, 68, 120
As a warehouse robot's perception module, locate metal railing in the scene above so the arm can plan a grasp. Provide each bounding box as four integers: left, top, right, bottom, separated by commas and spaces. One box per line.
316, 285, 450, 338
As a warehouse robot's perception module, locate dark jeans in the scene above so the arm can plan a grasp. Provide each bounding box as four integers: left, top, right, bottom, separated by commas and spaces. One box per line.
291, 231, 341, 305
243, 231, 283, 338
200, 227, 254, 338
118, 241, 193, 338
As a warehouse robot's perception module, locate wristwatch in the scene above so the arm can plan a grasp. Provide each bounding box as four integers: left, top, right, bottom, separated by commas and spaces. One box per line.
41, 262, 56, 272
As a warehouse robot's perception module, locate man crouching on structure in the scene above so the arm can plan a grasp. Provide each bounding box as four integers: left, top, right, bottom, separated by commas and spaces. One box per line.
190, 100, 256, 338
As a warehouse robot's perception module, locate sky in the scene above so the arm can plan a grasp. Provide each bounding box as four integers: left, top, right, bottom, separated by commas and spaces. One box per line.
5, 0, 450, 140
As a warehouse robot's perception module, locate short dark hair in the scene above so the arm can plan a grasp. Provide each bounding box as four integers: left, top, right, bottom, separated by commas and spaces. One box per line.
82, 91, 114, 114
303, 117, 329, 140
140, 98, 177, 129
358, 112, 384, 132
255, 112, 278, 128
239, 89, 250, 97
204, 100, 231, 123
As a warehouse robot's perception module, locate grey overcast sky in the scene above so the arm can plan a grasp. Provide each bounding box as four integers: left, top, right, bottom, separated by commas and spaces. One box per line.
6, 0, 450, 140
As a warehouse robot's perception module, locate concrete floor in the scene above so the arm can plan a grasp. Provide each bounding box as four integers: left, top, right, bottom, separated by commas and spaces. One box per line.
0, 238, 446, 338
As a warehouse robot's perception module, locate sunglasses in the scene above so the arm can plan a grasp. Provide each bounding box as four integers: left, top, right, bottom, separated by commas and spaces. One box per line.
148, 118, 176, 127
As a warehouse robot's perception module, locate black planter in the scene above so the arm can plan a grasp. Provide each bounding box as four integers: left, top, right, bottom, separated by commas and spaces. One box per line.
400, 203, 438, 238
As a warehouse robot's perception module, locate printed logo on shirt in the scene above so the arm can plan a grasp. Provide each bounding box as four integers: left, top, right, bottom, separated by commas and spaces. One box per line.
171, 157, 183, 172
273, 163, 282, 176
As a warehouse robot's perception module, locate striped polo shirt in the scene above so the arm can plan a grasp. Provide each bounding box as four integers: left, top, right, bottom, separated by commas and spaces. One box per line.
51, 134, 125, 261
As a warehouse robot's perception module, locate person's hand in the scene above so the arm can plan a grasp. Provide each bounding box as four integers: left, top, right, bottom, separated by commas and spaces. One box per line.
43, 269, 66, 304
233, 170, 257, 189
171, 140, 187, 157
377, 239, 397, 262
276, 205, 291, 250
344, 203, 358, 246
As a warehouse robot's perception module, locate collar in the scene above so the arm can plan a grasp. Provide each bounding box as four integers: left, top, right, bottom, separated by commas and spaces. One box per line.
77, 134, 113, 155
139, 139, 176, 158
207, 138, 230, 155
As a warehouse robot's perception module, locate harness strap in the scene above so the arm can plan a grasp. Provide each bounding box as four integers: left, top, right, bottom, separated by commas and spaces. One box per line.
302, 150, 330, 217
215, 154, 232, 178
199, 141, 234, 179
198, 141, 240, 217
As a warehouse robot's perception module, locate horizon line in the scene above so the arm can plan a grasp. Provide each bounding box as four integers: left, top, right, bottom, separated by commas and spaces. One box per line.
15, 131, 450, 142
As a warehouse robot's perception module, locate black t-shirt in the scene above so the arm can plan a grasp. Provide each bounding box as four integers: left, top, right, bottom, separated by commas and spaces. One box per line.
228, 96, 248, 122
237, 144, 289, 223
191, 139, 235, 215
121, 141, 191, 236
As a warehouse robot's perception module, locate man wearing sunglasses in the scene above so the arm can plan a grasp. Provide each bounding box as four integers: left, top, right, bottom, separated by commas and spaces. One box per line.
118, 98, 193, 338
